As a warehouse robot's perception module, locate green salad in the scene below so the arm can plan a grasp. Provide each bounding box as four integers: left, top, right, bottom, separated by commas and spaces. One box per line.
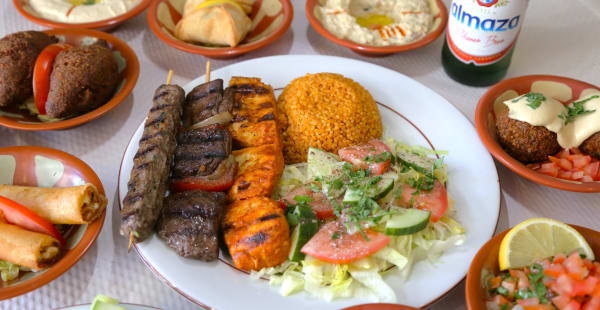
251, 138, 466, 302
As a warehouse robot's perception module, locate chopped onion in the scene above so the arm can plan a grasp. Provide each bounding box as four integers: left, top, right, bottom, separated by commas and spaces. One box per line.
190, 111, 233, 129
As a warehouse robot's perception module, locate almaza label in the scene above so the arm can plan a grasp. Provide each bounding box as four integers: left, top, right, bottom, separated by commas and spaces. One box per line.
447, 0, 528, 65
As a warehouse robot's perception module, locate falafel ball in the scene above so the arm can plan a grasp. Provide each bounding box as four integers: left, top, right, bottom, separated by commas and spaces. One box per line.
495, 105, 561, 163
45, 39, 119, 118
0, 31, 57, 107
580, 132, 600, 160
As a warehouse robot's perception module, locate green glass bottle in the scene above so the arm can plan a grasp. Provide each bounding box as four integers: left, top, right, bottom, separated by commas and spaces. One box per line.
442, 0, 529, 87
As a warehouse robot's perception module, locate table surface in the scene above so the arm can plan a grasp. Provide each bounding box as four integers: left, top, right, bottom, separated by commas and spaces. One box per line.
1, 0, 599, 309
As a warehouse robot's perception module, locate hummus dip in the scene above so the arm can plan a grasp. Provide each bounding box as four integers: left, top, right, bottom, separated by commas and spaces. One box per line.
316, 0, 434, 46
28, 0, 143, 24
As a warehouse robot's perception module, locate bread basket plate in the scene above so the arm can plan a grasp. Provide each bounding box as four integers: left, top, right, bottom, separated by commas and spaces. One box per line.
147, 0, 293, 58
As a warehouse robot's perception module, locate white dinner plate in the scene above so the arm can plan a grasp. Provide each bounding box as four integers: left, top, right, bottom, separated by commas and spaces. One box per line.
55, 304, 160, 310
118, 55, 500, 309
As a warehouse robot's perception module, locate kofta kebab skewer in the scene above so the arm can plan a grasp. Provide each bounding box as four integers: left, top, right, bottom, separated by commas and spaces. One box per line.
126, 69, 175, 252
121, 69, 185, 252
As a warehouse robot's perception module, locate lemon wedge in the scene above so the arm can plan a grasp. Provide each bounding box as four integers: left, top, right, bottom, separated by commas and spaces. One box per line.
196, 0, 245, 13
355, 15, 395, 29
498, 217, 594, 270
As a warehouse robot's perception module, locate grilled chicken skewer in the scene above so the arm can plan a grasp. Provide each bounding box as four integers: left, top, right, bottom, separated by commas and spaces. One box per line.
121, 70, 184, 251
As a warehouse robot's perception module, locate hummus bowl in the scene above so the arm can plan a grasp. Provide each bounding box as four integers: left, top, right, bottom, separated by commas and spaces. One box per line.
0, 28, 139, 131
306, 0, 447, 56
0, 146, 106, 300
147, 0, 293, 59
474, 75, 600, 192
13, 0, 152, 31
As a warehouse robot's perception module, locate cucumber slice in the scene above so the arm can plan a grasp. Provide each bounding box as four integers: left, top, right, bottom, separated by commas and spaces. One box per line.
307, 147, 342, 179
369, 177, 394, 200
342, 176, 395, 203
288, 219, 319, 262
385, 209, 430, 235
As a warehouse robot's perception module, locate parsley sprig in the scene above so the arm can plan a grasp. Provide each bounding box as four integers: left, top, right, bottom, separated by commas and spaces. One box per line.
512, 92, 546, 109
558, 95, 599, 125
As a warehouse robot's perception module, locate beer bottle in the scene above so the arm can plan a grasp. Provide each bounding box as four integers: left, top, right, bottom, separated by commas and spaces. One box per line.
441, 0, 529, 86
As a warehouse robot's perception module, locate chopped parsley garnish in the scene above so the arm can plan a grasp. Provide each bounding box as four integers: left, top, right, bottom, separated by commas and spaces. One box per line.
331, 232, 340, 240
496, 286, 509, 297
363, 151, 392, 163
558, 95, 599, 124
513, 92, 546, 109
309, 183, 321, 193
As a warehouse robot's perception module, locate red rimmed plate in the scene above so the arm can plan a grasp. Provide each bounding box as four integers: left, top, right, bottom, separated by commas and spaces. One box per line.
466, 224, 600, 310
0, 28, 139, 131
0, 146, 106, 300
474, 75, 600, 192
13, 0, 152, 31
306, 0, 448, 56
147, 0, 293, 59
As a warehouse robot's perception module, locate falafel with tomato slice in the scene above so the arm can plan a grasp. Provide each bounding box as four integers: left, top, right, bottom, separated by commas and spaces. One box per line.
45, 40, 119, 118
0, 31, 57, 107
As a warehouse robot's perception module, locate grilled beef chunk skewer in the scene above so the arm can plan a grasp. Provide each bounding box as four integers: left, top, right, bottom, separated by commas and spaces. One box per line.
183, 79, 234, 127
157, 190, 227, 260
120, 84, 185, 243
170, 124, 237, 192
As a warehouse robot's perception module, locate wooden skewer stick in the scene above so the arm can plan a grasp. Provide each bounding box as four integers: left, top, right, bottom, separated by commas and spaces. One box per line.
205, 61, 211, 83
128, 232, 134, 253
128, 68, 175, 253
166, 69, 174, 85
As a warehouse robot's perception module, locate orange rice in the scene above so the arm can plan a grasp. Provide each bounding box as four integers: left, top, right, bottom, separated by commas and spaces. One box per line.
277, 73, 383, 163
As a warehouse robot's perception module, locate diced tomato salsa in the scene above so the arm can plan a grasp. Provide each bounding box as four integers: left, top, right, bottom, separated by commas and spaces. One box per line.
486, 251, 600, 310
528, 148, 600, 182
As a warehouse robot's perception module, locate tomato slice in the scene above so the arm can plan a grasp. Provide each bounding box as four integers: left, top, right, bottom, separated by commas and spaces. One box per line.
338, 140, 392, 175
0, 196, 65, 246
282, 186, 336, 220
33, 43, 72, 115
301, 221, 390, 264
396, 180, 448, 222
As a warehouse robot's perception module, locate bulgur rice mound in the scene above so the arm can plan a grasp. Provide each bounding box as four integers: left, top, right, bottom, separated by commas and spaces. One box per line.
277, 73, 383, 164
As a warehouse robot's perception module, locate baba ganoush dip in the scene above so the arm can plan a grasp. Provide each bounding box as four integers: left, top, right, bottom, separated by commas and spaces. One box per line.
316, 0, 434, 46
28, 0, 143, 24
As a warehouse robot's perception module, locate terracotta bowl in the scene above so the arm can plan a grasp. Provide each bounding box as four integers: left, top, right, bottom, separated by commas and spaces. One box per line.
13, 0, 152, 31
0, 28, 139, 131
147, 0, 293, 59
305, 0, 447, 57
0, 146, 106, 300
465, 224, 600, 310
343, 304, 420, 310
475, 75, 600, 193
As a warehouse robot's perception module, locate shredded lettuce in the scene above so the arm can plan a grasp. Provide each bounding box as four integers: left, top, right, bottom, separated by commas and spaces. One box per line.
262, 138, 465, 302
0, 260, 25, 282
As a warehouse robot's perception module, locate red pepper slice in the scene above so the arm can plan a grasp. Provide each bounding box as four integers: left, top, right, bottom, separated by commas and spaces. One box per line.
33, 43, 72, 115
170, 158, 237, 192
0, 196, 66, 246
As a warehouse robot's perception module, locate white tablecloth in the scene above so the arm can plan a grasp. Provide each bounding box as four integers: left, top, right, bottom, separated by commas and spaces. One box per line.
1, 0, 599, 309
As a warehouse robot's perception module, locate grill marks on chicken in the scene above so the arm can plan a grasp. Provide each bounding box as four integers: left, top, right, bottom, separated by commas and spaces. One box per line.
158, 190, 227, 260
222, 197, 290, 271
227, 77, 282, 150
120, 84, 185, 243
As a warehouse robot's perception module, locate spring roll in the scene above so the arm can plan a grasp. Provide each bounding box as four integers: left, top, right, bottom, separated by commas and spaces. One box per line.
0, 222, 61, 271
0, 184, 107, 225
